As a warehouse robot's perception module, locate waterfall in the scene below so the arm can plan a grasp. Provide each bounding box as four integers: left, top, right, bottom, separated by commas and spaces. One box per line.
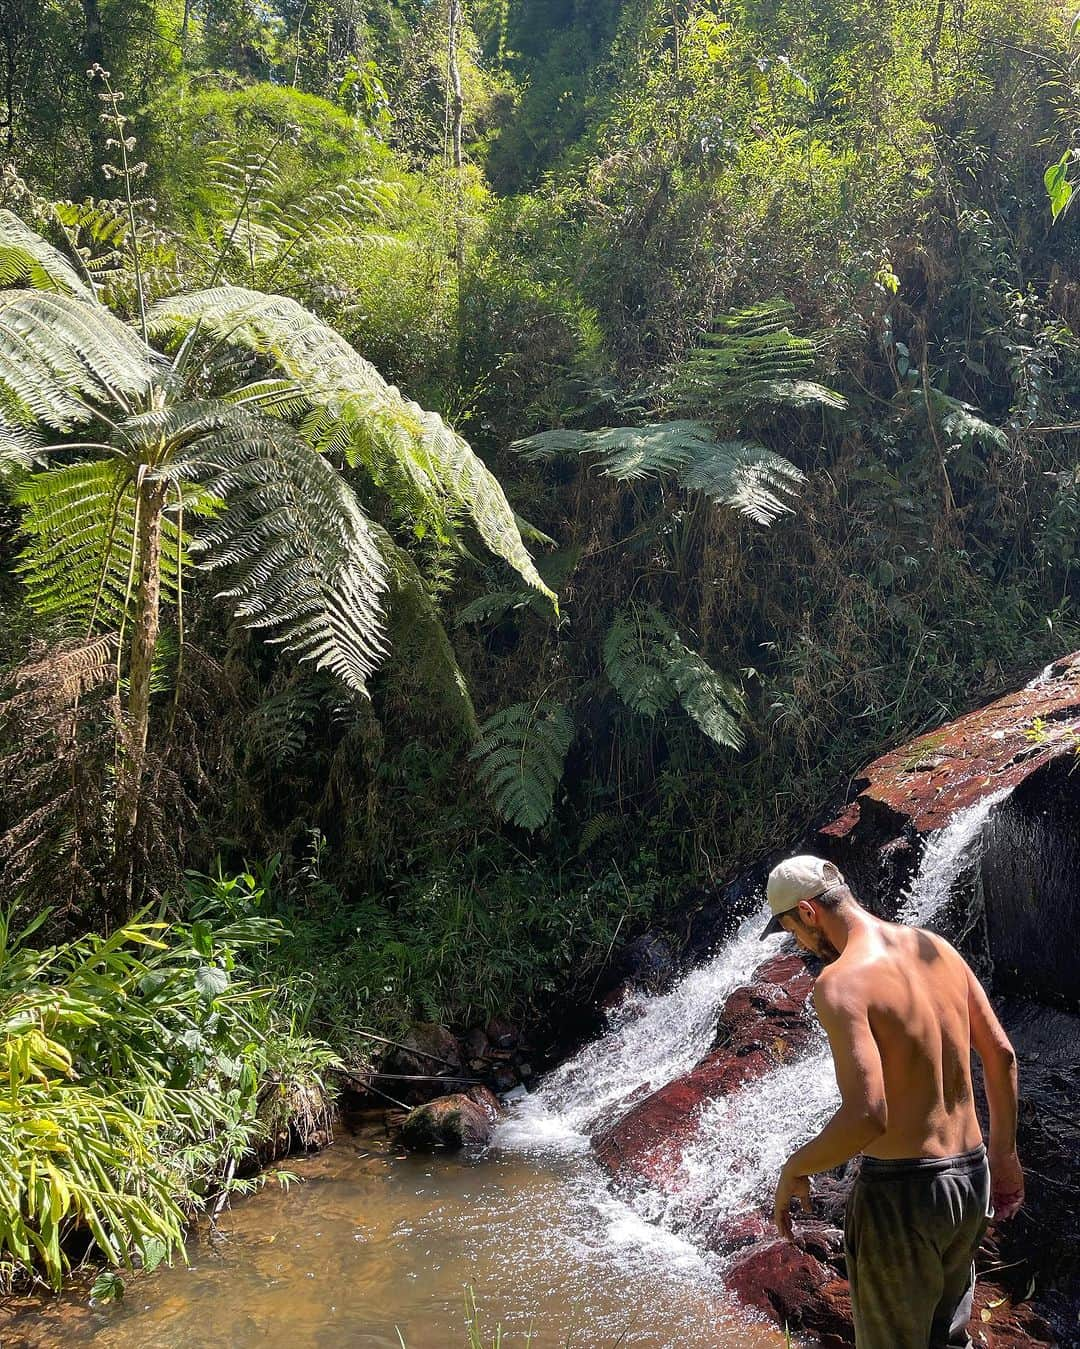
497, 786, 1011, 1256
496, 913, 772, 1152
896, 787, 1012, 927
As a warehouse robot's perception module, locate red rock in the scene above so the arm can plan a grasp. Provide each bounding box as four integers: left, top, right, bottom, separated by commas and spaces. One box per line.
821, 652, 1080, 840
593, 953, 816, 1188
726, 1241, 1057, 1348
970, 1282, 1057, 1347
727, 1238, 852, 1344
464, 1084, 502, 1121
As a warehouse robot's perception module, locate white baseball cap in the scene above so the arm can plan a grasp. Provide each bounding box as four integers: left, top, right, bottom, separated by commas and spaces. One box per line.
760, 855, 845, 939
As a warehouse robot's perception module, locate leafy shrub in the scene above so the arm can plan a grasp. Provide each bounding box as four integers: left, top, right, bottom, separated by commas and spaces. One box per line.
0, 895, 337, 1291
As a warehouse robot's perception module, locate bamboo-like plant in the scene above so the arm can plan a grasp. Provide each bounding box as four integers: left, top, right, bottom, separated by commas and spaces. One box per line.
0, 93, 551, 906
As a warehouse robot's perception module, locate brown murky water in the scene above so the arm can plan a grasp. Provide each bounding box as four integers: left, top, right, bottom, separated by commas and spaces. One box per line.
0, 1119, 788, 1349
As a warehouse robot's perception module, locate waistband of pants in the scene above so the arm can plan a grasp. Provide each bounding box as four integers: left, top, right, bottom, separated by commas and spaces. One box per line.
857, 1143, 987, 1181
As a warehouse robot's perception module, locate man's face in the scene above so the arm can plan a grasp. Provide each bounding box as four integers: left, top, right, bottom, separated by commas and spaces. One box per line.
780, 903, 841, 963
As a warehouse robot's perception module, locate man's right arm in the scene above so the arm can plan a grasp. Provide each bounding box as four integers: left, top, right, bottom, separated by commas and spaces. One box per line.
966, 962, 1024, 1220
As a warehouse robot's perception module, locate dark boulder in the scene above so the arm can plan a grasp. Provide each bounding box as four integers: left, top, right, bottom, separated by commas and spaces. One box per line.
399, 1090, 499, 1152
376, 1023, 464, 1104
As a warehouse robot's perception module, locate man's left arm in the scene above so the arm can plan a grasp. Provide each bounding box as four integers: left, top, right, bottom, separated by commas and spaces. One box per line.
773, 977, 887, 1239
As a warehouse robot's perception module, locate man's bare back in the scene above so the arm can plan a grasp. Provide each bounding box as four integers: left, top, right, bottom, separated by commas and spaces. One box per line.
762, 855, 1023, 1349
817, 923, 983, 1160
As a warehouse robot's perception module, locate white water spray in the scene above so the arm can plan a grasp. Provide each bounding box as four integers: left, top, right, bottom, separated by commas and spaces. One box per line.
896, 787, 1011, 927
496, 913, 776, 1152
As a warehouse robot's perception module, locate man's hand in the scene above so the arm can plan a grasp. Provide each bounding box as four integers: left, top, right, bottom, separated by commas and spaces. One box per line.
773, 1162, 812, 1241
989, 1147, 1024, 1221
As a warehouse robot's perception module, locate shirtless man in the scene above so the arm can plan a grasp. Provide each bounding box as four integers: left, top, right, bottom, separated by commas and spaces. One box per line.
762, 855, 1024, 1349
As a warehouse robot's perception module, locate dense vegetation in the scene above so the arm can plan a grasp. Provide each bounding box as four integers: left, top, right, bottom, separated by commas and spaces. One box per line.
0, 0, 1076, 1296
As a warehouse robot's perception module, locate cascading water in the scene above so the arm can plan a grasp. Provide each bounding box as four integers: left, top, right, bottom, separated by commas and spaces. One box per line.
497, 913, 770, 1153
896, 787, 1012, 927
497, 786, 1013, 1271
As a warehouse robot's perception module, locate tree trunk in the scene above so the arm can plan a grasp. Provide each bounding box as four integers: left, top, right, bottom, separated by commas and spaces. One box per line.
112, 477, 167, 913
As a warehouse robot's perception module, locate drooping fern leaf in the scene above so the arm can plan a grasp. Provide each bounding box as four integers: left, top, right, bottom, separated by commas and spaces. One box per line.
602, 604, 746, 750
0, 289, 158, 428
469, 700, 574, 830
929, 390, 1009, 453
0, 208, 94, 299
161, 411, 388, 694
679, 440, 805, 524
513, 422, 804, 524
665, 641, 746, 750
147, 287, 555, 606
602, 605, 677, 716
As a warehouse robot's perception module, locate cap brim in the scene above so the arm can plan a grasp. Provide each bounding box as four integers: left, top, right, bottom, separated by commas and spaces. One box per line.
759, 912, 785, 940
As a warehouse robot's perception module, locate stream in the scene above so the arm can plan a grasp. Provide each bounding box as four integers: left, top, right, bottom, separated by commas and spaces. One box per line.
1, 795, 1008, 1349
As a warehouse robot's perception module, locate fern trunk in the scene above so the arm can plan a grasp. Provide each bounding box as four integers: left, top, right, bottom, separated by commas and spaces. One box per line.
112, 477, 167, 911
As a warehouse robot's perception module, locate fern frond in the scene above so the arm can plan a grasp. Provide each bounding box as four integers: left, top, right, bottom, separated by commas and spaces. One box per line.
672, 300, 846, 416
457, 589, 545, 626
13, 460, 185, 631
929, 390, 1009, 452
0, 419, 44, 475
0, 290, 158, 428
602, 604, 747, 750
602, 605, 676, 716
512, 422, 803, 523
244, 683, 321, 767
469, 700, 573, 830
162, 415, 387, 693
741, 379, 847, 411
680, 440, 805, 524
147, 287, 555, 605
0, 209, 94, 299
664, 642, 746, 750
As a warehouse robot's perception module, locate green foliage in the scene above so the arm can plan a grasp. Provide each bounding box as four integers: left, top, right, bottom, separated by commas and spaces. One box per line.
0, 900, 337, 1291
603, 605, 746, 750
469, 700, 574, 830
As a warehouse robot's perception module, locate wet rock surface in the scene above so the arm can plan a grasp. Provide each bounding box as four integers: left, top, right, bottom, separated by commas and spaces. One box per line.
399, 1089, 500, 1151
593, 951, 817, 1189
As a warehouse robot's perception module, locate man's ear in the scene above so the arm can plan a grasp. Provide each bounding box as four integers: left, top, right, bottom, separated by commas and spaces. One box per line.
797, 898, 817, 925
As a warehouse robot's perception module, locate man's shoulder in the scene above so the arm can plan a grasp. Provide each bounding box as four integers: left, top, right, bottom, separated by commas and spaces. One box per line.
812, 959, 871, 1012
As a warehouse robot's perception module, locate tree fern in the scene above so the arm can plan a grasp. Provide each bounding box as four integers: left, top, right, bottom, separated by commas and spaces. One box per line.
602, 604, 746, 750
0, 209, 542, 903
469, 700, 574, 830
147, 287, 555, 605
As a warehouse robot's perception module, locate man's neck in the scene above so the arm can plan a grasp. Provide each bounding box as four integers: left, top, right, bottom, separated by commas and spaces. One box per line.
820, 901, 877, 955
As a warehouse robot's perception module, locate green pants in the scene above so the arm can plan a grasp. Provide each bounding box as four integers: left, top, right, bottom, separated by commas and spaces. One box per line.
843, 1145, 992, 1349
